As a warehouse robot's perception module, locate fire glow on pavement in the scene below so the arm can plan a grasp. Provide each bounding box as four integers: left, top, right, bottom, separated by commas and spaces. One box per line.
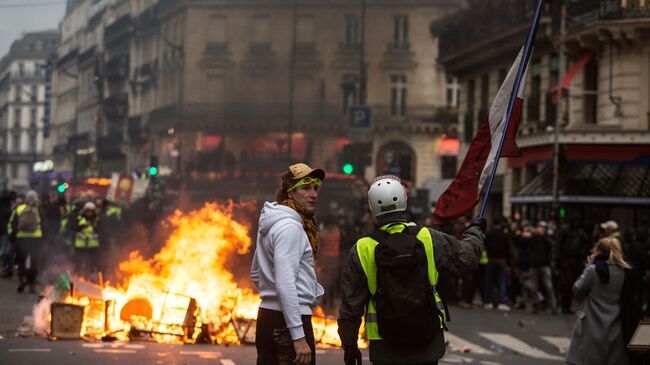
37, 202, 357, 347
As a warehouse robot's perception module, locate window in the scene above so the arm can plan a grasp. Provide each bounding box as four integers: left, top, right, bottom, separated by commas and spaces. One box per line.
344, 15, 360, 48
445, 75, 460, 108
341, 74, 357, 114
31, 85, 37, 102
392, 15, 409, 49
498, 68, 507, 84
14, 85, 22, 102
296, 16, 315, 45
584, 57, 598, 124
13, 132, 21, 153
30, 109, 37, 127
390, 75, 407, 117
441, 156, 458, 179
208, 15, 227, 44
546, 54, 559, 125
465, 79, 475, 142
14, 108, 21, 127
251, 14, 270, 45
29, 133, 37, 152
528, 59, 541, 122
479, 74, 489, 121
35, 64, 42, 77
11, 163, 18, 178
18, 63, 25, 77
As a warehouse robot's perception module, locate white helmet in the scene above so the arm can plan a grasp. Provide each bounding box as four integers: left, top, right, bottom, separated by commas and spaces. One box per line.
368, 175, 407, 217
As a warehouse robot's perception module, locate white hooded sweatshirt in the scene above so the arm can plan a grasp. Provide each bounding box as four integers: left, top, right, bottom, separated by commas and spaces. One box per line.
251, 202, 324, 340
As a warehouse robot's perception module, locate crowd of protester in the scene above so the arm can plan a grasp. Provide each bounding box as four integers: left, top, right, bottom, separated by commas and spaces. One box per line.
314, 204, 650, 318
0, 190, 167, 294
4, 184, 649, 322
425, 214, 650, 316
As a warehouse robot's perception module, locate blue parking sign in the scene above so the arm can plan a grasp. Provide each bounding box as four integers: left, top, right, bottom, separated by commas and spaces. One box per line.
349, 106, 371, 128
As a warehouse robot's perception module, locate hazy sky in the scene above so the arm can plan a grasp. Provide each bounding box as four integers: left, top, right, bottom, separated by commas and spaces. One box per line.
0, 1, 66, 57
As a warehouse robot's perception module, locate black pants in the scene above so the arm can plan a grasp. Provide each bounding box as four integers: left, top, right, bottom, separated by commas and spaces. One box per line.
15, 237, 44, 285
256, 308, 316, 365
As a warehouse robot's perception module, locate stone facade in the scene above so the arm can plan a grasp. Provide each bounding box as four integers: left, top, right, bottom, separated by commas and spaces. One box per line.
437, 0, 650, 226
47, 0, 461, 198
0, 31, 58, 189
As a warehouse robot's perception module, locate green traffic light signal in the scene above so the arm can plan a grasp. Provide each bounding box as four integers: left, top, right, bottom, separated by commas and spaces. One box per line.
149, 166, 159, 176
57, 183, 67, 193
342, 163, 354, 175
559, 207, 566, 219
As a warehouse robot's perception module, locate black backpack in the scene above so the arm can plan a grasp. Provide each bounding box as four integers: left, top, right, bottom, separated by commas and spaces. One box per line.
369, 224, 444, 347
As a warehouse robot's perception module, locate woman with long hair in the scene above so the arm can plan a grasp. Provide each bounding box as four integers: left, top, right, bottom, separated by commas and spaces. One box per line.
566, 237, 632, 365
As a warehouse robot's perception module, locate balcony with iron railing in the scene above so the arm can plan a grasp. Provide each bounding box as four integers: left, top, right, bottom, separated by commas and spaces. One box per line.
104, 92, 128, 120
568, 0, 650, 31
105, 14, 133, 47
149, 102, 345, 133
10, 72, 44, 82
600, 0, 650, 19
436, 0, 547, 61
97, 132, 124, 157
105, 54, 129, 82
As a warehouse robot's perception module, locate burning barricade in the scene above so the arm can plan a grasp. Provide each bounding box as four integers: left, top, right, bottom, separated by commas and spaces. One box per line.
36, 202, 354, 348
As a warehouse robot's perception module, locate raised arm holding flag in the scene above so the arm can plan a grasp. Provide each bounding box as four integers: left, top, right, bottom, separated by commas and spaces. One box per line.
433, 0, 545, 225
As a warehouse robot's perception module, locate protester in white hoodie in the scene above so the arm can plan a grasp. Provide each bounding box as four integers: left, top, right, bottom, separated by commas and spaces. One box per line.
252, 163, 325, 365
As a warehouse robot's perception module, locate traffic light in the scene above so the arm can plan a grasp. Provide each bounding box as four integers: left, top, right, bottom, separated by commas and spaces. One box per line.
149, 155, 159, 176
57, 183, 68, 193
340, 143, 371, 176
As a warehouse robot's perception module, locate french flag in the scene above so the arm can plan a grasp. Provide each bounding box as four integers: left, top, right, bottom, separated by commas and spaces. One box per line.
433, 48, 528, 225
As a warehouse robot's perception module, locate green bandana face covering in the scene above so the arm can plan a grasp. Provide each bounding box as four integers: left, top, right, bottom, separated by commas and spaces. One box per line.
287, 176, 322, 192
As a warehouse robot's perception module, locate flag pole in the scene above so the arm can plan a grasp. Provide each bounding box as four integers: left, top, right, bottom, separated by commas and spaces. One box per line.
479, 0, 545, 218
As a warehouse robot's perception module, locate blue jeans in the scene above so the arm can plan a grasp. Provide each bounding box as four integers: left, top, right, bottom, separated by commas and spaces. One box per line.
485, 262, 508, 305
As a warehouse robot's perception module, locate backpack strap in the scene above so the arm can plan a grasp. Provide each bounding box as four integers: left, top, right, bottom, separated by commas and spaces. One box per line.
367, 228, 388, 243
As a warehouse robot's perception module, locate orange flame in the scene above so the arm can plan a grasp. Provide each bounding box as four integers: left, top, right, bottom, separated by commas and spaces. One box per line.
64, 202, 365, 347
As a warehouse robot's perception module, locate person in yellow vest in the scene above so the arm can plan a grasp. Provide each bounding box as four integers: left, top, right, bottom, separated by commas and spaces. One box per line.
7, 190, 47, 293
72, 201, 101, 276
337, 175, 485, 365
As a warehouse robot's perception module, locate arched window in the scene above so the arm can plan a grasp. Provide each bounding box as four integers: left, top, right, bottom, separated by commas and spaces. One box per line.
376, 140, 416, 184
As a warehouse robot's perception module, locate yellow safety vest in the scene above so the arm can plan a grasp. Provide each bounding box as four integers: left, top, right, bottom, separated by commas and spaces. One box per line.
106, 206, 122, 221
480, 249, 489, 264
9, 204, 43, 239
74, 216, 99, 248
356, 223, 445, 340
59, 204, 75, 234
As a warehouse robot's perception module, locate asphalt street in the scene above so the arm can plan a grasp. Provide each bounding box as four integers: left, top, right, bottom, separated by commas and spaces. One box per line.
0, 275, 576, 365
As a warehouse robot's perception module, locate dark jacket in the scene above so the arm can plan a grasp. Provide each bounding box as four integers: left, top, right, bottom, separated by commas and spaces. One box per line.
521, 234, 552, 269
556, 226, 589, 266
484, 226, 511, 261
337, 223, 484, 364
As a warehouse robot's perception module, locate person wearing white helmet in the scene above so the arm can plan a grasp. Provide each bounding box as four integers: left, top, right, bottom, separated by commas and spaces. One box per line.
337, 175, 485, 365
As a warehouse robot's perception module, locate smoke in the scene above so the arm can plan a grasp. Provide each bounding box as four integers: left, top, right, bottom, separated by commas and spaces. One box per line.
32, 285, 54, 337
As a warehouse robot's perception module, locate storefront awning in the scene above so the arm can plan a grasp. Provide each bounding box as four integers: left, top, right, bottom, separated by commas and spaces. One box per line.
510, 163, 650, 205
